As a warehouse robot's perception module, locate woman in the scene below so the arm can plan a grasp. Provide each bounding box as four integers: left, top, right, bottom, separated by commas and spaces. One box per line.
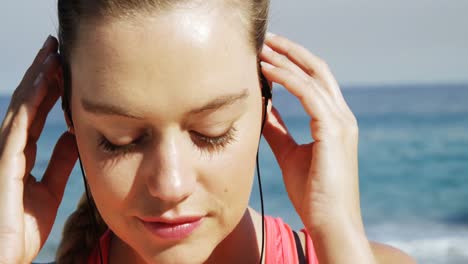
0, 0, 415, 263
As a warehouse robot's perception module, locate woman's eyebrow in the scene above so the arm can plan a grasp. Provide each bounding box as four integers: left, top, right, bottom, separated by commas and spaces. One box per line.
81, 98, 145, 119
80, 88, 250, 119
188, 88, 249, 115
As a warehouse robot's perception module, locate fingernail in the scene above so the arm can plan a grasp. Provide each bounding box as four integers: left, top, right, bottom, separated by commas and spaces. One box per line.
262, 44, 273, 52
42, 35, 52, 49
34, 72, 44, 87
266, 32, 276, 38
260, 61, 274, 69
43, 54, 54, 65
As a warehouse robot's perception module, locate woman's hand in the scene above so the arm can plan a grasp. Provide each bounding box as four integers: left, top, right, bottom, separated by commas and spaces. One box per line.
260, 33, 375, 263
0, 36, 77, 264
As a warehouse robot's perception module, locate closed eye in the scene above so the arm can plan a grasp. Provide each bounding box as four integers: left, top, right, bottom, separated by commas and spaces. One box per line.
98, 136, 144, 155
98, 127, 238, 156
190, 126, 237, 154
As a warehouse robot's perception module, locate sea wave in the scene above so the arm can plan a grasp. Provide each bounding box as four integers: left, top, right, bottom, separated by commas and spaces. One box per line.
387, 237, 468, 264
367, 221, 468, 263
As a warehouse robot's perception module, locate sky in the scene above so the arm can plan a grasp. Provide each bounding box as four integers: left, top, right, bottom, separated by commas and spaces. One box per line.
1, 0, 467, 95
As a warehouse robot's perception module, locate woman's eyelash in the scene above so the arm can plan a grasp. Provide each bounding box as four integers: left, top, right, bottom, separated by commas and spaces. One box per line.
191, 127, 238, 154
98, 136, 140, 155
98, 127, 237, 155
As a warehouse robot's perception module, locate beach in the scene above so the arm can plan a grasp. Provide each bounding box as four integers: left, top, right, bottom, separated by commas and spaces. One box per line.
1, 84, 466, 263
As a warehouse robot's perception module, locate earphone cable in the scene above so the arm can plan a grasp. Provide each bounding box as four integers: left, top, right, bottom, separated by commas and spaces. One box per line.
67, 106, 105, 264
78, 154, 105, 264
257, 97, 269, 264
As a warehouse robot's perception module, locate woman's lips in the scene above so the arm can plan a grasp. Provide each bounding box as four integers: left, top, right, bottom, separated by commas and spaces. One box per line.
140, 216, 204, 240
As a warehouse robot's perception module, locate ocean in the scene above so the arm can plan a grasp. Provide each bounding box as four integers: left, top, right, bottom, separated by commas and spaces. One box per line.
1, 84, 467, 263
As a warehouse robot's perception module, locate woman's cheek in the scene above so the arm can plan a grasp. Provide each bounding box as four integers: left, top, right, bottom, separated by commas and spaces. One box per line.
86, 147, 143, 207
107, 158, 141, 192
197, 120, 260, 208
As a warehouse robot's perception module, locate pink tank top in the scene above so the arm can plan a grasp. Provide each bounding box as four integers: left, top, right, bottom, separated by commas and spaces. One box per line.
88, 216, 319, 263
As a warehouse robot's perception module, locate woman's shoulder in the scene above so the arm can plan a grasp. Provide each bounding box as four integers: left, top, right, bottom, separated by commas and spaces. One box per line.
263, 215, 416, 264
369, 242, 417, 264
256, 212, 319, 264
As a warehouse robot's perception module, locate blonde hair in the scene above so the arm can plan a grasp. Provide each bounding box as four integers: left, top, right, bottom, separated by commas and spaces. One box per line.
56, 0, 270, 262
56, 193, 107, 264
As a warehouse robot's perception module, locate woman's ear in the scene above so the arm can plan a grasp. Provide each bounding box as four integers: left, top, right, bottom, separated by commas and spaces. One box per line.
267, 94, 272, 114
61, 98, 75, 134
266, 80, 273, 114
63, 110, 75, 134
57, 54, 75, 134
59, 90, 75, 134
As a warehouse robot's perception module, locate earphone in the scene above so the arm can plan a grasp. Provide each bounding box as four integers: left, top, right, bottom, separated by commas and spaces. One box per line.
64, 69, 272, 264
257, 71, 271, 264
65, 115, 105, 264
260, 72, 273, 102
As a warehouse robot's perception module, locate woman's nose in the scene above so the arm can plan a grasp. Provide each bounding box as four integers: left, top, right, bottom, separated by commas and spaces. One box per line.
144, 135, 196, 203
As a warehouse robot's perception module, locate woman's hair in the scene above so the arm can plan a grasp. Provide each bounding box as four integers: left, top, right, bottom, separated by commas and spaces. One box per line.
56, 193, 107, 263
55, 0, 269, 263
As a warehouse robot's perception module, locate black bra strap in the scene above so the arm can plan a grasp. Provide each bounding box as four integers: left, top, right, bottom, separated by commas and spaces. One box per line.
293, 230, 307, 264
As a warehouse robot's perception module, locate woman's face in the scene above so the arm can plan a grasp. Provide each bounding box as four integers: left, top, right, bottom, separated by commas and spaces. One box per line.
68, 5, 263, 264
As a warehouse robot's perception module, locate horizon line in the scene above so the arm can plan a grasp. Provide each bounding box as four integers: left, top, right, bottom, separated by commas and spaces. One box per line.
1, 81, 467, 97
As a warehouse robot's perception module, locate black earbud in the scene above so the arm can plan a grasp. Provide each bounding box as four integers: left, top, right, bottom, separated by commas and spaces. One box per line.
260, 72, 272, 100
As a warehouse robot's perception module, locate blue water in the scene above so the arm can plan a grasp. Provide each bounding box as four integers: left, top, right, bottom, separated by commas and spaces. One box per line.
1, 84, 467, 263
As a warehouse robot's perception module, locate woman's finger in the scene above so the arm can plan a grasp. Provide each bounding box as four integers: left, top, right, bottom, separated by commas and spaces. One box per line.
29, 54, 63, 143
264, 33, 342, 101
260, 44, 309, 81
260, 61, 333, 121
0, 73, 49, 159
262, 106, 297, 164
0, 75, 49, 235
23, 141, 37, 182
19, 36, 58, 91
41, 132, 77, 204
0, 37, 56, 154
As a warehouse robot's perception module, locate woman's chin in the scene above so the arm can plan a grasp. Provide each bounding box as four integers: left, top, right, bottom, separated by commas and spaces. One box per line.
136, 228, 220, 264
143, 244, 213, 264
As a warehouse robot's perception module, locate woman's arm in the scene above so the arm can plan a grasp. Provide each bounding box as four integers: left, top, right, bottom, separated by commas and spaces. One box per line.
260, 32, 415, 264
296, 231, 416, 263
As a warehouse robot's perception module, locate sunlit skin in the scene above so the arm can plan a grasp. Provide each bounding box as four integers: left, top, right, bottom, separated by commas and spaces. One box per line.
69, 6, 264, 264
0, 2, 418, 264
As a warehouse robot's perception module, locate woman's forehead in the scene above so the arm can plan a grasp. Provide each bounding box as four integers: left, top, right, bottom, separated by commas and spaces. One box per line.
70, 8, 259, 119
72, 5, 253, 63
72, 7, 255, 78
